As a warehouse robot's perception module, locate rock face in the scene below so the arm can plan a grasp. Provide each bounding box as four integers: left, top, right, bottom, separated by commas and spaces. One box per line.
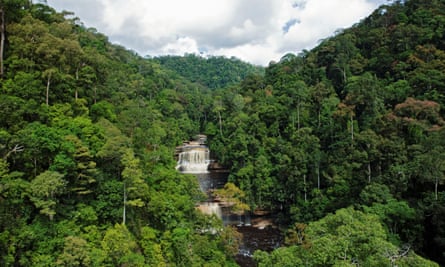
208, 161, 226, 171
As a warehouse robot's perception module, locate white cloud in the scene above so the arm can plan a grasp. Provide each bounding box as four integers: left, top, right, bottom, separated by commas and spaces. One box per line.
279, 0, 376, 52
161, 36, 200, 55
215, 43, 281, 65
47, 0, 387, 65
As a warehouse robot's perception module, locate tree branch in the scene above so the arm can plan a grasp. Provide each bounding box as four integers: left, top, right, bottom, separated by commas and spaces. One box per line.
3, 145, 24, 160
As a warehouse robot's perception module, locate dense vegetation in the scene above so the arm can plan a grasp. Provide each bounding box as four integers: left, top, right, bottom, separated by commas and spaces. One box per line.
207, 0, 445, 265
0, 1, 240, 266
155, 54, 264, 89
0, 0, 444, 266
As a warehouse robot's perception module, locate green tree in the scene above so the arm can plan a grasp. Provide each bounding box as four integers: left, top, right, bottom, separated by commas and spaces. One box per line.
101, 224, 141, 266
56, 236, 91, 267
344, 73, 384, 129
28, 170, 66, 220
139, 226, 166, 267
13, 122, 62, 177
410, 132, 445, 201
51, 135, 97, 196
95, 118, 130, 175
254, 246, 303, 267
255, 207, 438, 266
310, 81, 336, 129
213, 96, 225, 137
121, 148, 148, 225
360, 183, 417, 244
213, 182, 250, 215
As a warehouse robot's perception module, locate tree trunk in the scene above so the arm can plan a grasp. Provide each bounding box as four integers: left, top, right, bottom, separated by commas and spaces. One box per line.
46, 73, 51, 106
218, 111, 223, 136
0, 8, 5, 77
34, 158, 37, 177
297, 100, 301, 130
350, 113, 354, 141
75, 65, 80, 100
123, 183, 127, 225
303, 174, 307, 202
368, 162, 372, 183
435, 177, 438, 201
317, 108, 321, 128
317, 163, 320, 190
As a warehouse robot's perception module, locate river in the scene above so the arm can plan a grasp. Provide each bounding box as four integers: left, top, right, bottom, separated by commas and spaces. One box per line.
196, 170, 282, 267
176, 140, 283, 267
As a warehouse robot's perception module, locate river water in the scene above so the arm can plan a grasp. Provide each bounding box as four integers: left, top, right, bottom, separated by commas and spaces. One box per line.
195, 171, 283, 266
176, 141, 283, 266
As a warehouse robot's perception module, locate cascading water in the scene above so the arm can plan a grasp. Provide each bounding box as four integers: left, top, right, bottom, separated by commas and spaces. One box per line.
176, 145, 211, 173
176, 138, 223, 219
176, 136, 282, 267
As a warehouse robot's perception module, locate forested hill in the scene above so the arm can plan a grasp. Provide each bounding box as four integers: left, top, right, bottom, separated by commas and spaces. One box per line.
155, 54, 264, 89
206, 0, 445, 265
0, 0, 444, 266
0, 2, 241, 266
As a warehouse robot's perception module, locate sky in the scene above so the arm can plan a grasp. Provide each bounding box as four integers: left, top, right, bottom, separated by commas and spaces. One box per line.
46, 0, 388, 66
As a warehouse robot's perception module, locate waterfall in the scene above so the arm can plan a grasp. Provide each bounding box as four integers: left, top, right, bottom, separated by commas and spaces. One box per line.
176, 145, 210, 173
176, 137, 282, 266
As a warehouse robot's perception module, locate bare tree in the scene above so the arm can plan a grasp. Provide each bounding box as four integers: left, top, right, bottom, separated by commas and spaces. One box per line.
384, 244, 411, 267
3, 145, 24, 160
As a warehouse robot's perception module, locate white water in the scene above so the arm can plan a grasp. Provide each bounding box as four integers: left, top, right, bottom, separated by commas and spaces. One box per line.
176, 146, 210, 173
176, 144, 224, 221
176, 140, 281, 266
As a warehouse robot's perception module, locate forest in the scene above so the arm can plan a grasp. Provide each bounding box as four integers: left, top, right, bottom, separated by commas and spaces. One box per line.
155, 54, 264, 89
0, 0, 444, 266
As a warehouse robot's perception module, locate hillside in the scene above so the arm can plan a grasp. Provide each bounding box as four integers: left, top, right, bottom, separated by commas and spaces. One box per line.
207, 0, 445, 265
0, 0, 444, 266
155, 54, 264, 89
0, 2, 237, 266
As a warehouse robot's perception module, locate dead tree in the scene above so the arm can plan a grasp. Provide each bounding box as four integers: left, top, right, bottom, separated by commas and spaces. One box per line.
3, 145, 24, 160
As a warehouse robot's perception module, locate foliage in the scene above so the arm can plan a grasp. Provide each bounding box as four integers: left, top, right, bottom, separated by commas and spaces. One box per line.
206, 0, 445, 264
0, 2, 242, 266
213, 182, 250, 214
254, 208, 439, 267
1, 0, 444, 265
155, 54, 264, 89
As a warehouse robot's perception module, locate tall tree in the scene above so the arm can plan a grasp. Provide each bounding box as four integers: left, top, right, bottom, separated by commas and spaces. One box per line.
121, 148, 148, 225
28, 170, 66, 220
0, 6, 4, 76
